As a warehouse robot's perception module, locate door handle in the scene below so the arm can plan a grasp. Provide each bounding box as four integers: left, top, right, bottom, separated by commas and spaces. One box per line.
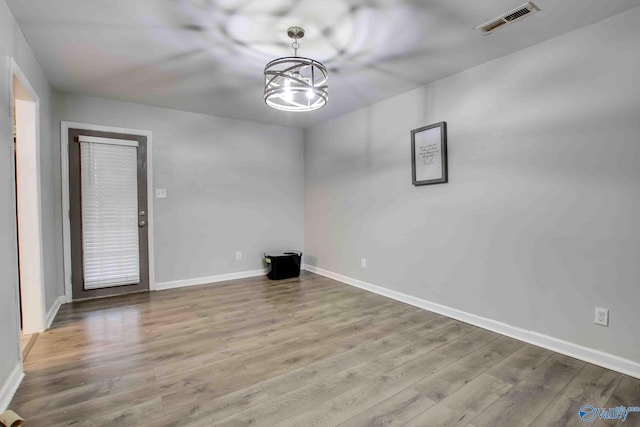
139, 220, 146, 227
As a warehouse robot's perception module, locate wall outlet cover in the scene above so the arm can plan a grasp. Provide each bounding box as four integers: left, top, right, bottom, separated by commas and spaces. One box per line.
594, 307, 609, 326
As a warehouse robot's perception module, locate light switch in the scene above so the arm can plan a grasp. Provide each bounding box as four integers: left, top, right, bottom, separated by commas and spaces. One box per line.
155, 188, 167, 199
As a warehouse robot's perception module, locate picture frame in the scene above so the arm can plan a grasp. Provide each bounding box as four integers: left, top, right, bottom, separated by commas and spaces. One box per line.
411, 121, 447, 186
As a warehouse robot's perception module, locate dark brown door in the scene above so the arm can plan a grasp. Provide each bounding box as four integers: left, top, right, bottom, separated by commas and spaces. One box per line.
68, 128, 149, 300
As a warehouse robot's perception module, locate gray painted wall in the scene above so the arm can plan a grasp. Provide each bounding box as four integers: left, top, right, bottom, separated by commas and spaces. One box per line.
54, 94, 304, 284
0, 0, 58, 388
304, 9, 640, 363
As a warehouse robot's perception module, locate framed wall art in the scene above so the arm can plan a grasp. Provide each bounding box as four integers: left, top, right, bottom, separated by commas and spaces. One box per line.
411, 121, 447, 186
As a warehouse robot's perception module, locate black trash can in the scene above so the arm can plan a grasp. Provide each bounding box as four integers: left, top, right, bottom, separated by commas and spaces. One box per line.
264, 251, 302, 280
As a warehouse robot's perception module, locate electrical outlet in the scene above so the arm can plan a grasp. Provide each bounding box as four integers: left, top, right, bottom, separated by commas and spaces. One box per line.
235, 251, 242, 261
155, 188, 167, 199
594, 307, 609, 326
360, 258, 367, 269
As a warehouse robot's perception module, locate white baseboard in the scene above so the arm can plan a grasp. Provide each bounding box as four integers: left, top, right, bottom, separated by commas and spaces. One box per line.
155, 269, 267, 291
45, 296, 65, 329
0, 362, 24, 412
303, 264, 640, 380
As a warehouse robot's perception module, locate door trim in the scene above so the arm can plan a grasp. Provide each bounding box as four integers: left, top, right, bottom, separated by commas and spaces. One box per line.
61, 122, 155, 301
9, 57, 46, 335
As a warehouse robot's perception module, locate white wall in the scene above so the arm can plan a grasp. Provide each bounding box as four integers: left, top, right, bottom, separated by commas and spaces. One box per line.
0, 0, 58, 402
304, 8, 640, 364
54, 94, 304, 285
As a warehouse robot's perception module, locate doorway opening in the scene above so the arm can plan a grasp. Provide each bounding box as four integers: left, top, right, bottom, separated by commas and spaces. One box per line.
11, 61, 46, 358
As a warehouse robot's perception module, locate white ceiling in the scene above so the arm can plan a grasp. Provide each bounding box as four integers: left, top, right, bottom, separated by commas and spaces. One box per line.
7, 0, 639, 129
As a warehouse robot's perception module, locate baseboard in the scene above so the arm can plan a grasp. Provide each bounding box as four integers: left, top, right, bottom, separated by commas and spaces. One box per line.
0, 362, 24, 412
45, 296, 65, 329
155, 269, 267, 291
303, 264, 640, 380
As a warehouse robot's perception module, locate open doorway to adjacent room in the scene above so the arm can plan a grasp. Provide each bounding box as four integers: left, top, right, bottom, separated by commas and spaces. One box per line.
11, 60, 46, 360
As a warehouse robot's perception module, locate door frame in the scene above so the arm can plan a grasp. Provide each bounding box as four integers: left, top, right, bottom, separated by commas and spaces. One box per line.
61, 122, 156, 301
9, 57, 46, 334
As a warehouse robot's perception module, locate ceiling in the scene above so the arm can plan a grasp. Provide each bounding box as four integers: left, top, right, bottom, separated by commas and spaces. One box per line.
7, 0, 639, 129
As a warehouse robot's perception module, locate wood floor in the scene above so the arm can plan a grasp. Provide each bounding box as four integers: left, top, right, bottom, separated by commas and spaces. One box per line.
20, 333, 38, 361
10, 272, 640, 426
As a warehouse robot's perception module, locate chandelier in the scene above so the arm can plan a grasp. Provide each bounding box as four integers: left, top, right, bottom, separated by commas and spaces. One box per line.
264, 26, 328, 112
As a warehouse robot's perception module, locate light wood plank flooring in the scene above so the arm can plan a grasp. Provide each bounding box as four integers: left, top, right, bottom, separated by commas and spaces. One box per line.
10, 272, 640, 426
21, 333, 38, 360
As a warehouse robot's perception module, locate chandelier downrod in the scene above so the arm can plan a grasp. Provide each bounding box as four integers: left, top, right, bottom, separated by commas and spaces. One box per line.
288, 26, 304, 57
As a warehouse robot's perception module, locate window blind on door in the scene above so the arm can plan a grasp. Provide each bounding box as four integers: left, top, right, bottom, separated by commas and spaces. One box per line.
80, 139, 140, 289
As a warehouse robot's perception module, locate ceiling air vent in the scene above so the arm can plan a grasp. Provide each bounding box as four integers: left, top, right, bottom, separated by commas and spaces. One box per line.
476, 2, 539, 34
